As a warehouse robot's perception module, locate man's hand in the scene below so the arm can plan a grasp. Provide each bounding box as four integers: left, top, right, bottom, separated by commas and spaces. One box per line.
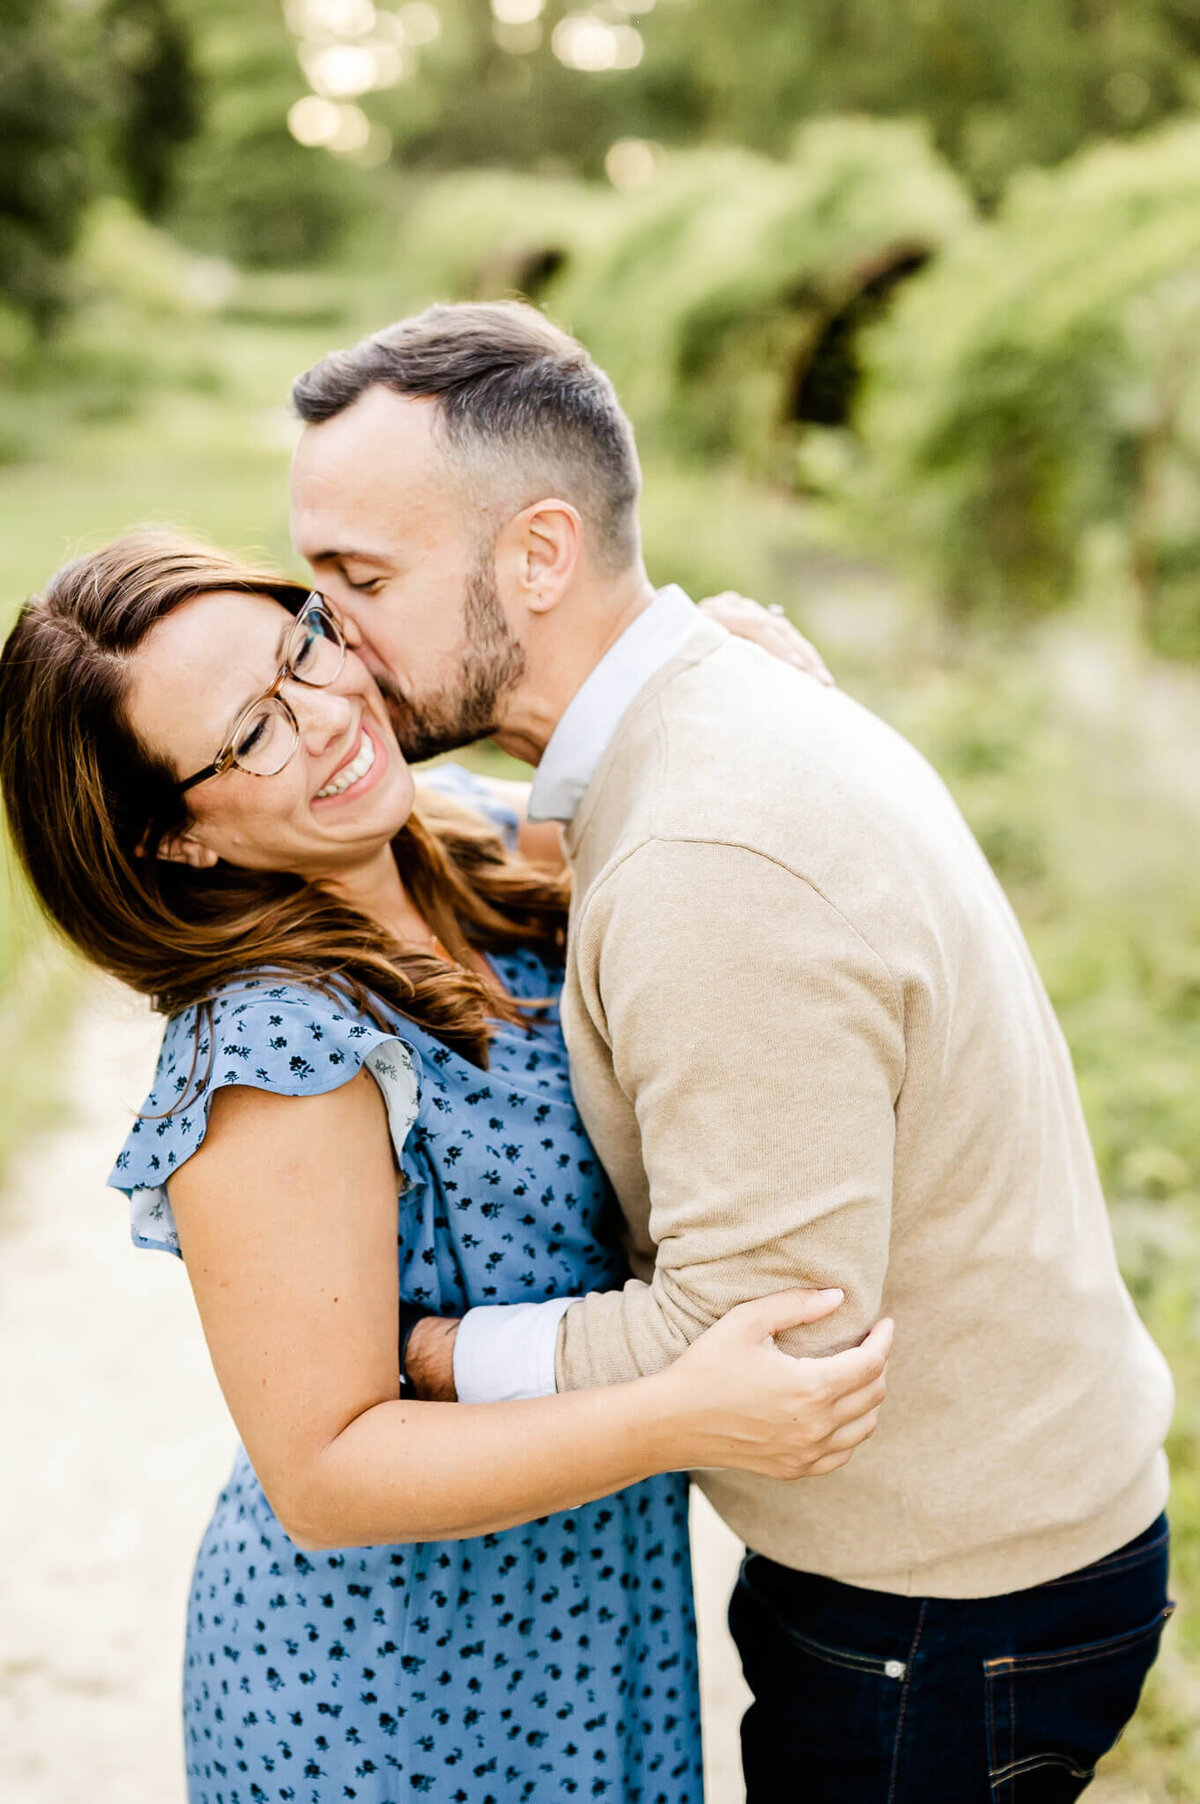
698, 591, 835, 686
405, 1315, 460, 1401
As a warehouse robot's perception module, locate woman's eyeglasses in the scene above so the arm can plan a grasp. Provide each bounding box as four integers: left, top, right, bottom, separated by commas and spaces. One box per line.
177, 594, 347, 794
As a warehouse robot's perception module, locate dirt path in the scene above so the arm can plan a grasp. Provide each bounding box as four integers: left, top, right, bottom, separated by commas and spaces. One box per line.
0, 981, 750, 1803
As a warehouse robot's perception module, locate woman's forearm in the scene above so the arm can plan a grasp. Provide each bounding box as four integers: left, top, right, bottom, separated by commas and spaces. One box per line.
170, 1081, 891, 1554
280, 1378, 679, 1549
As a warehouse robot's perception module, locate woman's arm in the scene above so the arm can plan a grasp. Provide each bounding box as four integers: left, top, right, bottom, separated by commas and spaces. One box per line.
168, 1072, 890, 1551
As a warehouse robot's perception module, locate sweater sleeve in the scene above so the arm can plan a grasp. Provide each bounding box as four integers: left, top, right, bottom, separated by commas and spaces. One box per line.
555, 836, 907, 1389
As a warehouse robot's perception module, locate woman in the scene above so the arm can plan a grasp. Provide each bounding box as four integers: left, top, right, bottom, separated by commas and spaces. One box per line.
0, 534, 887, 1804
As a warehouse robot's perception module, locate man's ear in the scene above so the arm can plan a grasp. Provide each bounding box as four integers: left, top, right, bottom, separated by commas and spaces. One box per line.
155, 829, 219, 870
500, 499, 583, 616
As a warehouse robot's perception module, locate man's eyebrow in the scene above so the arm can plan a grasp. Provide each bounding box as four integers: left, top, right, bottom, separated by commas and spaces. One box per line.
309, 547, 390, 567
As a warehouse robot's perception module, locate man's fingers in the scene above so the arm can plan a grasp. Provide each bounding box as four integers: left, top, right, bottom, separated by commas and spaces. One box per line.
738, 1286, 845, 1341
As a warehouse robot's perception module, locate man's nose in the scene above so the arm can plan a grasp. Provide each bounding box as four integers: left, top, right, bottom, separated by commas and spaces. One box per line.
329, 599, 388, 677
337, 611, 364, 651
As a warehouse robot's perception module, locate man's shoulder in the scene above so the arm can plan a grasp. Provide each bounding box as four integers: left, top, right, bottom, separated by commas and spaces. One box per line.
617, 633, 949, 850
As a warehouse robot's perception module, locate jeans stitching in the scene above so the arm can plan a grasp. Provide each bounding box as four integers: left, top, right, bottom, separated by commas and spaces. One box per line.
886, 1600, 926, 1804
1042, 1530, 1169, 1589
739, 1567, 911, 1679
991, 1751, 1095, 1783
1007, 1666, 1016, 1802
983, 1604, 1174, 1678
985, 1651, 1001, 1804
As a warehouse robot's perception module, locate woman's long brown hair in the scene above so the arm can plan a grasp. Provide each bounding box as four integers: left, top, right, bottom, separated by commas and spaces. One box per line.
0, 531, 569, 1067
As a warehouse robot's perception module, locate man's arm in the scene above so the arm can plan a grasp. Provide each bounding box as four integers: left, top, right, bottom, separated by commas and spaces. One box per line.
413, 836, 904, 1405
552, 836, 905, 1389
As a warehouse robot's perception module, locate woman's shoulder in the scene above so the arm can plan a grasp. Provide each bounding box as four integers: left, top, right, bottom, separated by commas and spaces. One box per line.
108, 976, 421, 1257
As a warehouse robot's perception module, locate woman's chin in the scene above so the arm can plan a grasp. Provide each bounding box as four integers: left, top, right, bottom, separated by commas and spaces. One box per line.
324, 770, 416, 853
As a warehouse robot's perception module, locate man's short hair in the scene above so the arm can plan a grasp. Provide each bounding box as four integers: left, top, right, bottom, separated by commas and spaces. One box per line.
292, 301, 642, 573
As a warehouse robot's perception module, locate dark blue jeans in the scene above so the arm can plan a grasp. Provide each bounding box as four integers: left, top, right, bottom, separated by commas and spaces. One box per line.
729, 1514, 1171, 1802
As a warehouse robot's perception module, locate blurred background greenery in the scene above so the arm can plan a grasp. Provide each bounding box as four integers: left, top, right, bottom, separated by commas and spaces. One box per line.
2, 0, 1199, 1792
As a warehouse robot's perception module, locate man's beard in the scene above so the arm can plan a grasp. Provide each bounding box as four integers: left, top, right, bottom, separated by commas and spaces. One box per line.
377, 554, 527, 765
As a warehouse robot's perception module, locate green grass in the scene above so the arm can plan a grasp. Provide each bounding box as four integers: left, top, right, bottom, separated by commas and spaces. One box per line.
1, 256, 1198, 1795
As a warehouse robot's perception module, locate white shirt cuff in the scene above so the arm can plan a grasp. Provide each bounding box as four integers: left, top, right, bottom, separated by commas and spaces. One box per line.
452, 1298, 573, 1404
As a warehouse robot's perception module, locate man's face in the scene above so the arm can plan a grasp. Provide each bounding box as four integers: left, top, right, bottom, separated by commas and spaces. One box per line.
289, 386, 525, 763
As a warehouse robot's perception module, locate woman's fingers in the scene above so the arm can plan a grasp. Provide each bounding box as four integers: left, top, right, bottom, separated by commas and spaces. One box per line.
802, 1317, 894, 1401
823, 1406, 882, 1455
697, 592, 836, 685
727, 1285, 846, 1342
806, 1449, 854, 1476
827, 1371, 888, 1428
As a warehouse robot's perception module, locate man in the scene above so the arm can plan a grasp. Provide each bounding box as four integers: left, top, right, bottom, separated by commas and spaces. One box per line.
288, 301, 1174, 1799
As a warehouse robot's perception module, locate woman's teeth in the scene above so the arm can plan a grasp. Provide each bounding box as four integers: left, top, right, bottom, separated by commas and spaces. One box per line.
316, 730, 376, 800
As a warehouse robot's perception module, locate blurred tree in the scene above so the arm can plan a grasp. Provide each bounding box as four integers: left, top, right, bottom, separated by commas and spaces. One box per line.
103, 0, 202, 219
352, 0, 1200, 202
857, 119, 1200, 654
168, 0, 376, 265
0, 0, 97, 332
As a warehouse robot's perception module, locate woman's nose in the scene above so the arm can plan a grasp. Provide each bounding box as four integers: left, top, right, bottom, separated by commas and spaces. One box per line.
288, 680, 355, 752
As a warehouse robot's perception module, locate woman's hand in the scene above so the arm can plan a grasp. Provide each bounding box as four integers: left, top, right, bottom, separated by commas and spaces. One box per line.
651, 1288, 892, 1479
698, 591, 835, 686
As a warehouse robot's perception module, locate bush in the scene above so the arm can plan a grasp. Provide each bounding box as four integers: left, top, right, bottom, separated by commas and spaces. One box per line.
0, 0, 97, 331
166, 3, 377, 267
857, 120, 1200, 651
388, 121, 972, 470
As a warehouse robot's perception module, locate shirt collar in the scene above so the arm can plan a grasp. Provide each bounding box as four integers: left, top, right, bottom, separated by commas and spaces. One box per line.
527, 585, 697, 824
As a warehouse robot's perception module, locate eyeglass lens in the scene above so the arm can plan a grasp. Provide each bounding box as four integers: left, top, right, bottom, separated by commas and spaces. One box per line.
230, 603, 346, 778
231, 701, 297, 777
285, 603, 345, 686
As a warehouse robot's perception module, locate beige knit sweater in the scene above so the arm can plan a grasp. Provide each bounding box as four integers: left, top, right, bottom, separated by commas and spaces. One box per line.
554, 616, 1173, 1598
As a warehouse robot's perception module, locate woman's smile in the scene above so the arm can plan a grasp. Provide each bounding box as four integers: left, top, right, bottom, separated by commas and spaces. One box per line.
313, 712, 388, 806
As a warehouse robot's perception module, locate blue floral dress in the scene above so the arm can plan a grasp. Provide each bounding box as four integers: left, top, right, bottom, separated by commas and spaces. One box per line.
107, 787, 701, 1804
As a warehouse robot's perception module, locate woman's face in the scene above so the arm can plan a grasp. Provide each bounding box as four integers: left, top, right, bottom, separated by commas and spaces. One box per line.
126, 589, 416, 879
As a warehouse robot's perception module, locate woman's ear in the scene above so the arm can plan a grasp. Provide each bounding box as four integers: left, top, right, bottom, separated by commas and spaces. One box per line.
155, 829, 219, 870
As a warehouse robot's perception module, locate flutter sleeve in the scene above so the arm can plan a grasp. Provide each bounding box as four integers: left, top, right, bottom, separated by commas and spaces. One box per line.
107, 979, 420, 1258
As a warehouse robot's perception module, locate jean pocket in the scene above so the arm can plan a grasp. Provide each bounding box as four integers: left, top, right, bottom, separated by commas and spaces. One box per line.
984, 1604, 1174, 1803
733, 1565, 912, 1797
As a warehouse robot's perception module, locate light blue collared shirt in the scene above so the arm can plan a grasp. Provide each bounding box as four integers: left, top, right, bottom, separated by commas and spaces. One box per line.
525, 584, 699, 825
452, 583, 699, 1405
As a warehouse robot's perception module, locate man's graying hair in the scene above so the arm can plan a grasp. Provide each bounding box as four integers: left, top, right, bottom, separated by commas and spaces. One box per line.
292, 301, 642, 574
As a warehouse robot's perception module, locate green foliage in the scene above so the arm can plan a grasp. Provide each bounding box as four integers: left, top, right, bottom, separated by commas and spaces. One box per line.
361, 0, 1200, 203
856, 121, 1200, 652
565, 119, 972, 466
0, 0, 98, 331
170, 0, 380, 266
390, 122, 970, 469
168, 1, 380, 266
0, 0, 204, 330
103, 0, 202, 220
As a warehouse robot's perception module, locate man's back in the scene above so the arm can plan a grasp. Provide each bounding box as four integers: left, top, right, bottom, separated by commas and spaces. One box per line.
558, 616, 1172, 1596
